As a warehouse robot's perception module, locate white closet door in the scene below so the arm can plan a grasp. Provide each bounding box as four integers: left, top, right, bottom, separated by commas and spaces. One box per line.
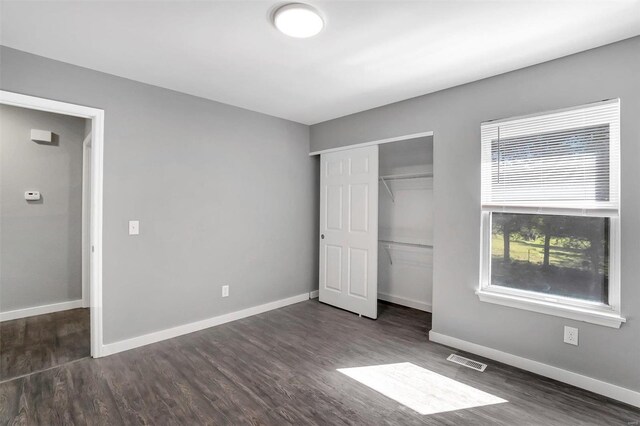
319, 146, 378, 319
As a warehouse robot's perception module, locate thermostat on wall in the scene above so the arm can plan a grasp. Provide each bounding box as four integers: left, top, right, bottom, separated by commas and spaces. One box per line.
25, 191, 41, 201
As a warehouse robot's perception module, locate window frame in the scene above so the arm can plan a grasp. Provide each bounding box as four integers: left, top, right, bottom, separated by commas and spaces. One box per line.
477, 100, 625, 328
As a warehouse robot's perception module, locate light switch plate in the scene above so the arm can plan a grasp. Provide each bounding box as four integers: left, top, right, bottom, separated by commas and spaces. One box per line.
128, 220, 139, 235
222, 285, 229, 298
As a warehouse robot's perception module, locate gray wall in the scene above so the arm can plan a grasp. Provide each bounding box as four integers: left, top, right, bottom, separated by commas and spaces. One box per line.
0, 105, 86, 311
0, 46, 318, 344
311, 36, 640, 392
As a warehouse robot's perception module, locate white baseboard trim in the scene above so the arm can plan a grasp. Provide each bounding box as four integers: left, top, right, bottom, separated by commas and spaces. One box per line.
0, 299, 84, 322
101, 292, 311, 357
310, 290, 319, 299
378, 292, 432, 312
429, 331, 640, 408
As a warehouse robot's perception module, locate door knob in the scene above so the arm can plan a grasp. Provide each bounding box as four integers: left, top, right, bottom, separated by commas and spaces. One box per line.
321, 234, 325, 239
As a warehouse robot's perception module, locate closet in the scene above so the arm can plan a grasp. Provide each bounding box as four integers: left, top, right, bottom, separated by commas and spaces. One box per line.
378, 136, 433, 312
318, 134, 433, 318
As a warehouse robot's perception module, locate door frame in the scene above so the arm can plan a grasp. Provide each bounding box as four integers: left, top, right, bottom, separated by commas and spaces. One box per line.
312, 130, 435, 318
82, 133, 92, 309
0, 90, 105, 358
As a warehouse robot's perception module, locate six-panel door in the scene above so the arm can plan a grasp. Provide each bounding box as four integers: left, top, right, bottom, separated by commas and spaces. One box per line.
319, 146, 378, 319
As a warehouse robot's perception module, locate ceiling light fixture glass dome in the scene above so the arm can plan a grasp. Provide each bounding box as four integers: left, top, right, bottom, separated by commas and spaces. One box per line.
273, 3, 324, 38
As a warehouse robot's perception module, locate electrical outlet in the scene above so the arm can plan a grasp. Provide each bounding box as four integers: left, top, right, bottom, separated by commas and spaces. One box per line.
222, 285, 229, 298
564, 326, 578, 346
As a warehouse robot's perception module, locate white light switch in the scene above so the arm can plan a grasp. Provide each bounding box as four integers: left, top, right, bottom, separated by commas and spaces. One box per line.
128, 220, 139, 235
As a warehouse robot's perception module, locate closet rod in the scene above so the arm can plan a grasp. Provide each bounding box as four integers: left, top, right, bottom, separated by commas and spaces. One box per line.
379, 172, 433, 181
379, 239, 433, 249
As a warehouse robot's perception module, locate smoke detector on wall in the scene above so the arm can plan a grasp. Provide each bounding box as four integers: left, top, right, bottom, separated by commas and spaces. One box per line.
30, 129, 53, 143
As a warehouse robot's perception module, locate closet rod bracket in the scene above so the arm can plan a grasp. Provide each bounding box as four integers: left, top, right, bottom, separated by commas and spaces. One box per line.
383, 244, 393, 265
380, 177, 395, 202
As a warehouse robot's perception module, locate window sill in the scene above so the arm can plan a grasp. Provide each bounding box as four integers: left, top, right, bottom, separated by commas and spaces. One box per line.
476, 289, 626, 328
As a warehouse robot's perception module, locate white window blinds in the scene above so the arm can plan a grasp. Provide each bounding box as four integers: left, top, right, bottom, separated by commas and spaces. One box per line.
481, 99, 620, 216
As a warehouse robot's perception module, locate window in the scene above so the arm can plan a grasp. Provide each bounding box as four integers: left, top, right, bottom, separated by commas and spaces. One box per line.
478, 100, 624, 328
491, 213, 609, 303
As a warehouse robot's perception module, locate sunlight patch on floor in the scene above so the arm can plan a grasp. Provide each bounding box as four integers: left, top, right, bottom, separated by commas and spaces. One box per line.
337, 362, 507, 415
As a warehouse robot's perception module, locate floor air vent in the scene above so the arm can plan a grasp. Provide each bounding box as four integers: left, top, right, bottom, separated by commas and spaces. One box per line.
447, 354, 487, 372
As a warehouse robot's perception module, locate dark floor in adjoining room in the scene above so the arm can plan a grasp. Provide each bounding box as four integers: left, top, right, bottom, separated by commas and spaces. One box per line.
0, 300, 638, 425
0, 308, 90, 381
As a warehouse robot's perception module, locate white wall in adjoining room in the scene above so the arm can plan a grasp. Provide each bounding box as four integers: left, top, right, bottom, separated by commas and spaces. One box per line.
0, 104, 87, 312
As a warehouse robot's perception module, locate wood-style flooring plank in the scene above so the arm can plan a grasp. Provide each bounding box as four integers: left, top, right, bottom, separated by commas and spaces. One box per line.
0, 308, 90, 381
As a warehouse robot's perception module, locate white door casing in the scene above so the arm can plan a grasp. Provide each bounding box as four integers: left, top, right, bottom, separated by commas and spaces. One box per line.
319, 145, 379, 319
82, 134, 92, 308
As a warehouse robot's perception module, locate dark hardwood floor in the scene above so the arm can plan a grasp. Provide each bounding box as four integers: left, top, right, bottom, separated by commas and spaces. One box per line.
0, 308, 90, 381
0, 300, 638, 425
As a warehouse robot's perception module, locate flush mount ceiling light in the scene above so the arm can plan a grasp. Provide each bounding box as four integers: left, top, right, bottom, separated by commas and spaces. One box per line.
273, 3, 324, 38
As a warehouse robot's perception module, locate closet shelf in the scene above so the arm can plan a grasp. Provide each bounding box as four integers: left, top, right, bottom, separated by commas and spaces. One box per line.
379, 172, 433, 202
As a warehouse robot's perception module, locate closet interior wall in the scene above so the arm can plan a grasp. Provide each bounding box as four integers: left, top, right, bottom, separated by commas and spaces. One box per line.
378, 136, 434, 312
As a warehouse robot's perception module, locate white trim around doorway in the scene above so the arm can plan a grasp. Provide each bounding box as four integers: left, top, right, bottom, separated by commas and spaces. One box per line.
82, 133, 92, 309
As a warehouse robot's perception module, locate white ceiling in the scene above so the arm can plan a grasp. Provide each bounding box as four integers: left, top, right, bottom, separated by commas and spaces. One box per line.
1, 1, 639, 125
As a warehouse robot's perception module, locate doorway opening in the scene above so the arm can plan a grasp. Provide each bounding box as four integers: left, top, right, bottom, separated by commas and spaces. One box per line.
0, 91, 104, 381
